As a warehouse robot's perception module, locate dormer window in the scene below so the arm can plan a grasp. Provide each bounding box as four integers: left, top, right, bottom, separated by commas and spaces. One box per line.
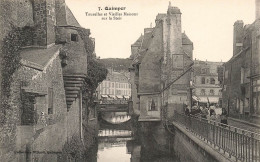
71, 34, 78, 42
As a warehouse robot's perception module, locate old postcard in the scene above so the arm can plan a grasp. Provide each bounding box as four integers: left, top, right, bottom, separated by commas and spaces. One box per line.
0, 0, 259, 161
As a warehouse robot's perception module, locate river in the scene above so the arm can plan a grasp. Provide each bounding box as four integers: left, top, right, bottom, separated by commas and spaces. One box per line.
90, 112, 178, 162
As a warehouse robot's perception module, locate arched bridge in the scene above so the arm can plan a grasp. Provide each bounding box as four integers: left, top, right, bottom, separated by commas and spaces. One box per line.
96, 99, 130, 112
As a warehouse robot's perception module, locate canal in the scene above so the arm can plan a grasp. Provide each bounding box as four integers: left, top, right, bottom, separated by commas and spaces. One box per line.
87, 112, 178, 162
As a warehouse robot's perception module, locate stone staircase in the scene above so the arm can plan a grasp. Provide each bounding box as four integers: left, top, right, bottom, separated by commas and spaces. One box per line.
63, 74, 86, 111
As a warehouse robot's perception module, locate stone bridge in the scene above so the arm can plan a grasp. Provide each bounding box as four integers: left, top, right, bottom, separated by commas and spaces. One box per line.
96, 99, 129, 112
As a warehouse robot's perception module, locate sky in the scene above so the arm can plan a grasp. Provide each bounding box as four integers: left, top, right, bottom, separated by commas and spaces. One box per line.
66, 0, 255, 62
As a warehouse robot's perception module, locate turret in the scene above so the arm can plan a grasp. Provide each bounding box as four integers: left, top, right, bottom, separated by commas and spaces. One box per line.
167, 2, 182, 56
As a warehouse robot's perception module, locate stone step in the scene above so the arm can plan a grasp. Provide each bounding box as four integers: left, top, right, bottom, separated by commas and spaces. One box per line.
66, 94, 78, 98
65, 87, 81, 91
66, 98, 75, 102
64, 83, 83, 87
64, 80, 84, 84
65, 90, 79, 94
64, 77, 85, 81
63, 74, 86, 78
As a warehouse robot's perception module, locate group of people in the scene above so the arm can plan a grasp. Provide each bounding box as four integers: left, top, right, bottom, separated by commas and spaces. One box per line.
184, 104, 228, 126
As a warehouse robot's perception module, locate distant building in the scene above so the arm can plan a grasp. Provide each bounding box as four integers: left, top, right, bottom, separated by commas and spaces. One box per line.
192, 60, 224, 106
222, 0, 260, 117
97, 70, 131, 100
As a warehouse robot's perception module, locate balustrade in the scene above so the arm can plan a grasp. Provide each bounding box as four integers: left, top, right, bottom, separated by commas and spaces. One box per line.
174, 112, 260, 162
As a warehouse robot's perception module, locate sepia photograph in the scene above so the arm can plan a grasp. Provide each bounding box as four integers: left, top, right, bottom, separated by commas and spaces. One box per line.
0, 0, 259, 161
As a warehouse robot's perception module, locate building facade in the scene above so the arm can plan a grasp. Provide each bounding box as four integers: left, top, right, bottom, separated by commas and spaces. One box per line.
222, 0, 260, 117
0, 0, 97, 161
130, 2, 193, 122
97, 70, 131, 100
193, 60, 224, 106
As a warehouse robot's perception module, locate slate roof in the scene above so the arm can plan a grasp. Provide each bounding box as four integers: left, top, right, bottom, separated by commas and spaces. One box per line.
56, 4, 81, 27
182, 32, 193, 45
20, 45, 61, 67
131, 34, 143, 47
132, 29, 154, 65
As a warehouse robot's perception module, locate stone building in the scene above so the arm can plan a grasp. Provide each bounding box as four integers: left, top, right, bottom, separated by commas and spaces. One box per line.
192, 60, 224, 106
222, 0, 260, 117
130, 3, 193, 121
129, 2, 193, 150
0, 0, 96, 161
97, 69, 131, 100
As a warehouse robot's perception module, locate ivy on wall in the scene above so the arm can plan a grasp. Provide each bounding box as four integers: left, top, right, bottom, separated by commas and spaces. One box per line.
77, 27, 108, 113
0, 24, 34, 125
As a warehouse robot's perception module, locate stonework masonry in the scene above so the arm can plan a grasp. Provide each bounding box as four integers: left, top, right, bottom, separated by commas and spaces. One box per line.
0, 0, 95, 161
130, 3, 194, 150
222, 1, 260, 117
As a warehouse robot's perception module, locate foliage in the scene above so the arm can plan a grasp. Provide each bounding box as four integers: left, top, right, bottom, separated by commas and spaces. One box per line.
77, 27, 108, 111
0, 25, 34, 124
98, 58, 132, 71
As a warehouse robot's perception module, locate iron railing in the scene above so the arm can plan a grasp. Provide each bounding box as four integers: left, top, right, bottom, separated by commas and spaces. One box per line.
174, 112, 260, 162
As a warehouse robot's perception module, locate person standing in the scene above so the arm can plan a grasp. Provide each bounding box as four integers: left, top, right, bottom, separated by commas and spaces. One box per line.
201, 106, 209, 119
220, 108, 228, 127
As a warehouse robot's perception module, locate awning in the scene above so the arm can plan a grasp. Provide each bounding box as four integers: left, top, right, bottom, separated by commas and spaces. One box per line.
101, 95, 108, 98
109, 95, 116, 98
198, 97, 219, 103
192, 96, 199, 101
124, 95, 130, 99
116, 95, 123, 99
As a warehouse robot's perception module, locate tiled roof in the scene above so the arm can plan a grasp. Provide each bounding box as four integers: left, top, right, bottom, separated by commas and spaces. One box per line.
56, 4, 81, 27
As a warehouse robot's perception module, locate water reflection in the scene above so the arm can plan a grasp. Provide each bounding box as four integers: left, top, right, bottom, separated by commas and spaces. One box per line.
96, 130, 177, 162
98, 129, 132, 137
98, 138, 131, 162
102, 112, 131, 124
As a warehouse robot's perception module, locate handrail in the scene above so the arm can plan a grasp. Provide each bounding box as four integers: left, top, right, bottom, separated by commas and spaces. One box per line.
189, 113, 260, 138
173, 112, 260, 162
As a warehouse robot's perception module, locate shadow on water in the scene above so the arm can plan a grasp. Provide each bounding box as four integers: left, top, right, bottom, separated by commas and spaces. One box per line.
85, 112, 179, 162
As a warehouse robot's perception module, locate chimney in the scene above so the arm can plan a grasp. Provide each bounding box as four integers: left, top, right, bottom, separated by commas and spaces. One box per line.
233, 20, 244, 56
256, 0, 260, 19
33, 0, 56, 47
144, 28, 153, 34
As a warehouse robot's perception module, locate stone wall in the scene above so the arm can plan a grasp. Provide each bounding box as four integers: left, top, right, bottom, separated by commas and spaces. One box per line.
11, 52, 68, 161
57, 27, 88, 75
129, 68, 140, 115
172, 127, 218, 162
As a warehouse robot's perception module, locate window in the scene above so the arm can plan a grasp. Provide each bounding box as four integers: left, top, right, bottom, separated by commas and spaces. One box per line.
200, 89, 205, 95
218, 89, 222, 95
209, 89, 214, 96
148, 99, 156, 111
71, 34, 78, 42
210, 78, 215, 84
225, 70, 228, 79
48, 87, 53, 114
112, 83, 114, 88
201, 77, 205, 84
